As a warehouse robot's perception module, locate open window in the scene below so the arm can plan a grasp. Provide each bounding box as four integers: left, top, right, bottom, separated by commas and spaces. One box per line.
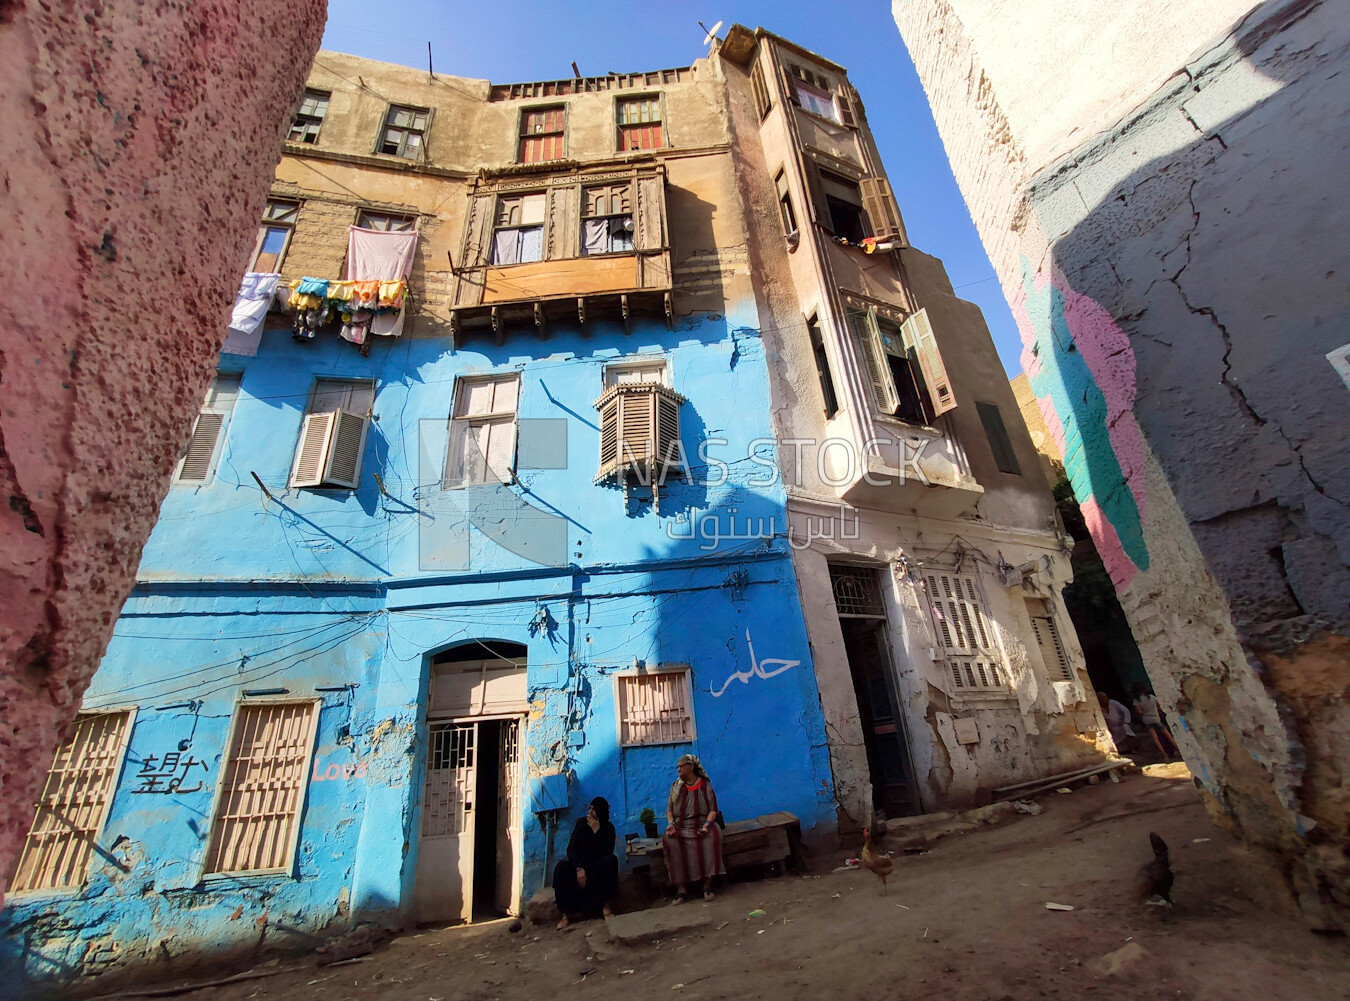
582, 182, 634, 256
847, 303, 955, 423
356, 210, 416, 232
818, 170, 866, 243
378, 104, 431, 160
445, 374, 519, 488
807, 315, 839, 418
175, 373, 241, 484
289, 89, 330, 144
490, 193, 546, 265
289, 378, 374, 489
775, 169, 799, 246
251, 200, 299, 273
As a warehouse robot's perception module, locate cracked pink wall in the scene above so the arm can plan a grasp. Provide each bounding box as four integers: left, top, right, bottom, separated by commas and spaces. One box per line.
0, 0, 326, 902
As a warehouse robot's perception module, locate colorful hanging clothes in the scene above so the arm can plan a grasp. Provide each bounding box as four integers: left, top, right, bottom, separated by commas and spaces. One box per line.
377, 280, 407, 310
327, 280, 356, 303
351, 280, 381, 309
339, 309, 373, 346
295, 276, 330, 297
223, 272, 280, 357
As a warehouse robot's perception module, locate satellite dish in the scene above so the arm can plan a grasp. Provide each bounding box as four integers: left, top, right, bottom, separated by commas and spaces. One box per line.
701, 20, 723, 46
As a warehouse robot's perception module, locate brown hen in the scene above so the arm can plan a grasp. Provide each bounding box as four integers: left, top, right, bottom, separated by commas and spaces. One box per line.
862, 828, 895, 891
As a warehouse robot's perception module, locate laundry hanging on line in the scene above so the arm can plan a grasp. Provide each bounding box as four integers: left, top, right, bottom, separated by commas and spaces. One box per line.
222, 272, 281, 357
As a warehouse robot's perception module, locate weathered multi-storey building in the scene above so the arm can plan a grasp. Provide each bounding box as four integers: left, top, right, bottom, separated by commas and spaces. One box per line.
3, 28, 1116, 991
894, 0, 1350, 923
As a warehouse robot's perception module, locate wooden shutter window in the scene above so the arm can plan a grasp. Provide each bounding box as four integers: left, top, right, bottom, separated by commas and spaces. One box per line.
901, 309, 956, 418
925, 573, 1006, 692
750, 60, 771, 120
10, 711, 133, 893
837, 83, 859, 128
179, 414, 225, 483
205, 702, 319, 874
977, 401, 1022, 475
323, 410, 369, 489
290, 411, 335, 488
849, 310, 898, 415
859, 177, 903, 242
593, 383, 684, 483
1027, 598, 1072, 682
618, 670, 694, 746
176, 373, 240, 484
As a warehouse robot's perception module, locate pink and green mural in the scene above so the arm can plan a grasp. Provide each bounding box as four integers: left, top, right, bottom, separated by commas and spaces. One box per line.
1012, 259, 1149, 590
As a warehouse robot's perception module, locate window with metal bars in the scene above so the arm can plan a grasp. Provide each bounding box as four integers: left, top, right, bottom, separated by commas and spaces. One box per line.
924, 571, 1008, 692
289, 89, 330, 144
9, 711, 133, 893
518, 106, 566, 163
617, 95, 662, 151
617, 669, 694, 746
204, 701, 319, 875
829, 564, 886, 617
175, 373, 240, 484
1025, 597, 1073, 682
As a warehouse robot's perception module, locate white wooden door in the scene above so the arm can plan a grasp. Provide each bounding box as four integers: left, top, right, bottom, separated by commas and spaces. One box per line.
415, 721, 476, 923
495, 718, 523, 914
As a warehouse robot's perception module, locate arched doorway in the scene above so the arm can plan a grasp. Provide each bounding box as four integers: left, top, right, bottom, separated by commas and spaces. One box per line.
415, 641, 527, 924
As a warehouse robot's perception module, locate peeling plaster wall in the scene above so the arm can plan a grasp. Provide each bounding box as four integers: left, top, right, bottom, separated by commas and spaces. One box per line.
1, 49, 839, 991
0, 0, 327, 906
894, 0, 1350, 919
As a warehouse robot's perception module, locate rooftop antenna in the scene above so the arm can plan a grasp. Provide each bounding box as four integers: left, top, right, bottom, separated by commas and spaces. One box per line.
427, 41, 434, 83
699, 20, 723, 47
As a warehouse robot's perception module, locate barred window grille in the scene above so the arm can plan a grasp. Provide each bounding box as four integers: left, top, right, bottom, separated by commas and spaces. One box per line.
618, 670, 693, 746
830, 564, 885, 617
422, 722, 476, 837
10, 711, 132, 893
204, 702, 318, 875
925, 572, 1008, 692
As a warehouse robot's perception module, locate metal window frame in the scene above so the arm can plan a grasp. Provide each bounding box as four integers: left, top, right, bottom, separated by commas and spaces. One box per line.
613, 664, 696, 748
200, 697, 320, 880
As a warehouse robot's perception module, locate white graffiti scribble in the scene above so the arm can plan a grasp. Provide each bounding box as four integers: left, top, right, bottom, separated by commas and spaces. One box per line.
711, 629, 801, 697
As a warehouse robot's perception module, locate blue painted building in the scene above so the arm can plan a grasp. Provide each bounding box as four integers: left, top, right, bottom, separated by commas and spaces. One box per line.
0, 50, 837, 992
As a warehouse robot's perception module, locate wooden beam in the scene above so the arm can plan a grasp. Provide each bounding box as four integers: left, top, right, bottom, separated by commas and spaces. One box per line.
491, 306, 503, 346
534, 301, 547, 340
577, 296, 588, 336
449, 310, 461, 348
621, 293, 631, 335
664, 291, 674, 331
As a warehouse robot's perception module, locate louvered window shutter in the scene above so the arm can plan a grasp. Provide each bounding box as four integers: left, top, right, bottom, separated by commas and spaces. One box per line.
290, 411, 335, 488
598, 398, 619, 474
901, 308, 956, 417
781, 64, 800, 105
859, 177, 903, 242
849, 310, 898, 415
837, 83, 858, 127
805, 161, 832, 233
178, 413, 225, 483
656, 393, 681, 468
619, 391, 655, 464
750, 60, 771, 119
322, 409, 368, 489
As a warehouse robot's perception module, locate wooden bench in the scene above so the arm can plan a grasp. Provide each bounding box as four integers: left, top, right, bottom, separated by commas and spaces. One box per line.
625, 811, 804, 887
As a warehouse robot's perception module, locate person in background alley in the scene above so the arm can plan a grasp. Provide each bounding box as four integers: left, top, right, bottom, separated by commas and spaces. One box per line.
553, 797, 619, 930
1133, 684, 1179, 761
664, 753, 725, 904
1097, 690, 1136, 753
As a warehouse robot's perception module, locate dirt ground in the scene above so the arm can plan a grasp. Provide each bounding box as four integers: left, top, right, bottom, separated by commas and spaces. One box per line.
118, 767, 1350, 1001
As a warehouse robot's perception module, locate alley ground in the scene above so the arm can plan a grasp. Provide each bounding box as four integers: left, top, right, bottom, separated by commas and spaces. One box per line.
105, 767, 1349, 1001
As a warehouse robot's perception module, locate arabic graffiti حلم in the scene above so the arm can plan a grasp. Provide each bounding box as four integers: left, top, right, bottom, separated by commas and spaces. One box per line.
711, 630, 801, 697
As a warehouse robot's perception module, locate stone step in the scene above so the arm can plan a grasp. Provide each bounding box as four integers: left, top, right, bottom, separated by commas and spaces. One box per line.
604, 904, 712, 945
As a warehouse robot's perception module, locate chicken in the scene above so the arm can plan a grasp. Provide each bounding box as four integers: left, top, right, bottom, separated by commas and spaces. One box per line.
1136, 832, 1173, 904
861, 827, 895, 891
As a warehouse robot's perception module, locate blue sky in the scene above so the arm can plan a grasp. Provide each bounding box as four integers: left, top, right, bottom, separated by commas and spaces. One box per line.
321, 0, 1023, 375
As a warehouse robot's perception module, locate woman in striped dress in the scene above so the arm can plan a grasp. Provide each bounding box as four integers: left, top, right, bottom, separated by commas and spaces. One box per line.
662, 753, 725, 903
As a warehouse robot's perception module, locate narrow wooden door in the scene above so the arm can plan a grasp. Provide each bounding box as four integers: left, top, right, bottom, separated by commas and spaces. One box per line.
495, 718, 523, 915
414, 721, 476, 923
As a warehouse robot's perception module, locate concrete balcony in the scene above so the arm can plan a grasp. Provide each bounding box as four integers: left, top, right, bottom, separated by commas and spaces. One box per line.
832, 420, 984, 518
